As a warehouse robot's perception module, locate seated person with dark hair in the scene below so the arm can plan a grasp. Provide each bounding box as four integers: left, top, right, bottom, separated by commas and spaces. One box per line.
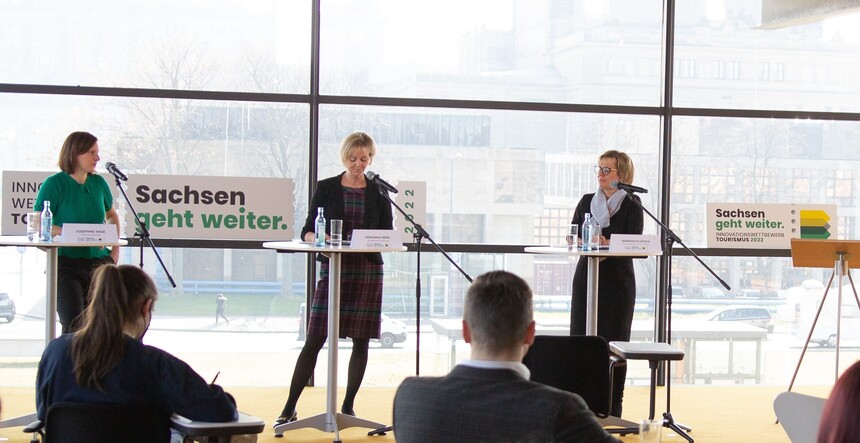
818, 359, 860, 443
393, 270, 618, 443
36, 264, 237, 423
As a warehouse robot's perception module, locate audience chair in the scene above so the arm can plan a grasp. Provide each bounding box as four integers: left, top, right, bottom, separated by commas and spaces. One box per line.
773, 391, 826, 443
23, 402, 171, 443
522, 335, 639, 435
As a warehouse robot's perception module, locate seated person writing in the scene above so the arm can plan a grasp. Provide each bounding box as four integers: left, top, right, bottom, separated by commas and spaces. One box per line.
393, 270, 618, 443
36, 264, 237, 428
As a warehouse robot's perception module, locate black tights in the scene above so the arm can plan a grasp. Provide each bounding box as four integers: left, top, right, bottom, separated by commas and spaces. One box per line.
280, 335, 370, 417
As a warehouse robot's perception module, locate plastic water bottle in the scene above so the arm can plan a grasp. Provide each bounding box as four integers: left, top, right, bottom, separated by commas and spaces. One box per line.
40, 201, 53, 242
314, 207, 326, 247
589, 219, 601, 251
581, 213, 593, 251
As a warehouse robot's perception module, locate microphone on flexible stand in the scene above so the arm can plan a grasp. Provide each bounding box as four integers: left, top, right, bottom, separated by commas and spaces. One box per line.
365, 170, 399, 194
611, 180, 648, 194
106, 162, 129, 181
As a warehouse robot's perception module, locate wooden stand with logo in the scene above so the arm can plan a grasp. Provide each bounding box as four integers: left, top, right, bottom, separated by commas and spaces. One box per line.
787, 239, 860, 390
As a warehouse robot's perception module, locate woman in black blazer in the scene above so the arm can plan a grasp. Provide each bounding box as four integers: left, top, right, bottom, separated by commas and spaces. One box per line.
275, 132, 394, 425
570, 149, 644, 418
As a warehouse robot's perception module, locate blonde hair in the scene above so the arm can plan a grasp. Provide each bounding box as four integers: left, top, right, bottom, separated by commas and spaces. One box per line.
599, 150, 635, 184
339, 132, 376, 165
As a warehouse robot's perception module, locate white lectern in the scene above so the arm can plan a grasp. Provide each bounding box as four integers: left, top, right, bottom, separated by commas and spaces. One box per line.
0, 235, 125, 344
524, 245, 661, 434
524, 246, 661, 335
263, 241, 406, 441
0, 235, 125, 429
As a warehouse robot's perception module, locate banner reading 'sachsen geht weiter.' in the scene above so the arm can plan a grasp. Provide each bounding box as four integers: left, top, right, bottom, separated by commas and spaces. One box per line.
706, 202, 837, 249
122, 174, 295, 240
2, 171, 295, 240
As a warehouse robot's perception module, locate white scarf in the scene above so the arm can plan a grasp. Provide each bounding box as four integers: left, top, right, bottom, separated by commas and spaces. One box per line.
590, 188, 627, 228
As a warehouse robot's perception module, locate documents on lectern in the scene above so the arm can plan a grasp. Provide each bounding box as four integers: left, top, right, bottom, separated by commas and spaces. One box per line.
60, 223, 119, 243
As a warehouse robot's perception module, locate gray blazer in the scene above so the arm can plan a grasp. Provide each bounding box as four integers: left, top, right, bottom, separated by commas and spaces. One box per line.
393, 365, 619, 443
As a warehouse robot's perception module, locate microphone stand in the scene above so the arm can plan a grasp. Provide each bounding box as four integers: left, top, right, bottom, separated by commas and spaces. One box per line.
112, 175, 176, 288
624, 192, 729, 443
368, 186, 472, 437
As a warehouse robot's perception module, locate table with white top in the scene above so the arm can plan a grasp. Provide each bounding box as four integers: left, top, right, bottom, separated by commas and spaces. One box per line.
524, 246, 661, 336
525, 245, 662, 433
0, 235, 126, 345
0, 235, 125, 429
263, 240, 407, 440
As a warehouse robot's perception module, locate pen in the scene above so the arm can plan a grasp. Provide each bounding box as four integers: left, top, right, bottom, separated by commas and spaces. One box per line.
211, 371, 220, 385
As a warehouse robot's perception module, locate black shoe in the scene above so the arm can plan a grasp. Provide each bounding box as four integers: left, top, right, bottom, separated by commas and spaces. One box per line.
273, 411, 297, 427
341, 406, 355, 416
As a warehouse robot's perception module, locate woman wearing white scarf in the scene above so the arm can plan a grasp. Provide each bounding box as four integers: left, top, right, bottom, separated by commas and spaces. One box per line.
569, 150, 643, 418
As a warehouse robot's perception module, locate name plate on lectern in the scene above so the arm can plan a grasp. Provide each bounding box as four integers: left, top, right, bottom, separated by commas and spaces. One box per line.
61, 224, 118, 243
609, 234, 661, 254
351, 229, 400, 248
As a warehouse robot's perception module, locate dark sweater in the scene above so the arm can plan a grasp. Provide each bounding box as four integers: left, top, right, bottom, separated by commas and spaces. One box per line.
36, 334, 237, 422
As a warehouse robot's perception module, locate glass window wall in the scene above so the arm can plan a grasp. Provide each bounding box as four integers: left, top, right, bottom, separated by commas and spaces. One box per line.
0, 0, 311, 94
3, 0, 860, 396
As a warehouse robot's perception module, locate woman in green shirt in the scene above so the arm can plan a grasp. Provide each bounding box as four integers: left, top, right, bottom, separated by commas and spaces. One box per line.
35, 131, 121, 333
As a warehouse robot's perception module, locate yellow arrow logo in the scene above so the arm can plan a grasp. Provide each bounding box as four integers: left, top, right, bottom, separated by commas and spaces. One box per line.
800, 210, 830, 226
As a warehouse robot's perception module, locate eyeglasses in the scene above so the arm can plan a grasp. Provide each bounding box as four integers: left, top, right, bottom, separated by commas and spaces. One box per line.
594, 165, 618, 175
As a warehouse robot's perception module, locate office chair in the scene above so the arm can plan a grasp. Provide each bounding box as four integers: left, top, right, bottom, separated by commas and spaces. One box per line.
23, 402, 171, 443
522, 335, 638, 435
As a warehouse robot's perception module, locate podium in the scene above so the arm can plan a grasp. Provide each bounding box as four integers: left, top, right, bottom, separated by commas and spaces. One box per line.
0, 235, 126, 431
787, 239, 860, 390
263, 241, 406, 441
523, 246, 661, 335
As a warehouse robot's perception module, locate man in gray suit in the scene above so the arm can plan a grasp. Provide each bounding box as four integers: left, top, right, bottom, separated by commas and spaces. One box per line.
393, 270, 618, 443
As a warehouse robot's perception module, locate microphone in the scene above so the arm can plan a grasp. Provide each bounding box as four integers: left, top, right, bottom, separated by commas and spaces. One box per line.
106, 162, 128, 181
611, 180, 648, 194
365, 171, 398, 194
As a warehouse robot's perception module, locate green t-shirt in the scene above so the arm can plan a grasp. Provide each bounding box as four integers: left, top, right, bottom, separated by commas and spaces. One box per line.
34, 172, 114, 259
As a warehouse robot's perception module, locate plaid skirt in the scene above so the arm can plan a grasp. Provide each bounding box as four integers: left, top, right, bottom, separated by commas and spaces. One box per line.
306, 254, 383, 339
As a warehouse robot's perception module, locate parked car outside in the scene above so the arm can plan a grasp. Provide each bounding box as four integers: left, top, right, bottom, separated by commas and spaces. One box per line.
737, 289, 780, 299
0, 293, 16, 322
297, 303, 407, 348
705, 306, 774, 333
671, 286, 687, 299
693, 286, 728, 298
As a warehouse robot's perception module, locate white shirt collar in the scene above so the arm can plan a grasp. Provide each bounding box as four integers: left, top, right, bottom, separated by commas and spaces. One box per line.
458, 359, 531, 380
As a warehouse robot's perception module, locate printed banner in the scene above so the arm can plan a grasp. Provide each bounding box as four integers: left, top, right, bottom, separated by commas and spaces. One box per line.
2, 171, 295, 240
124, 175, 294, 240
394, 181, 427, 244
1, 170, 53, 235
706, 203, 837, 249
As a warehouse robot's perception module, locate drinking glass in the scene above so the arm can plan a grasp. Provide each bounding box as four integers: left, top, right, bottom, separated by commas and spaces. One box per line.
26, 212, 40, 241
566, 223, 578, 248
639, 419, 662, 443
330, 219, 343, 247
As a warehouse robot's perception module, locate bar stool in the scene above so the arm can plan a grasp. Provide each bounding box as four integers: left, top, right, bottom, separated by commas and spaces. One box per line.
609, 341, 694, 442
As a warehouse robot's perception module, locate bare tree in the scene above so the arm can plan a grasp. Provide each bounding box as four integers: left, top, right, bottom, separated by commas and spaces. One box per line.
113, 35, 223, 175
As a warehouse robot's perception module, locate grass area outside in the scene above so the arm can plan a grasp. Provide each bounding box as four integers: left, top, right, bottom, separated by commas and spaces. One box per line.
153, 292, 305, 317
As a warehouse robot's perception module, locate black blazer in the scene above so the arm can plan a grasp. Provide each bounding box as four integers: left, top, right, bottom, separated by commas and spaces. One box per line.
301, 172, 394, 265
